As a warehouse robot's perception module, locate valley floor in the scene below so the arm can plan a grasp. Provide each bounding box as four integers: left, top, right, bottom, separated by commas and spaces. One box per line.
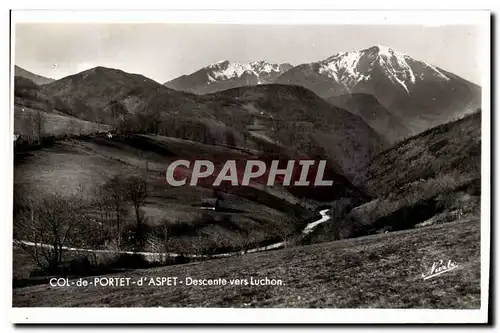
13, 218, 480, 308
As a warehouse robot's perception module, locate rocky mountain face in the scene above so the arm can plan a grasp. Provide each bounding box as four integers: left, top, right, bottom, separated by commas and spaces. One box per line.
164, 60, 293, 94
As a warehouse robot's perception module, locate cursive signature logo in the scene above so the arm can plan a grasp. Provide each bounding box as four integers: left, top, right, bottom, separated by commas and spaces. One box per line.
422, 259, 458, 280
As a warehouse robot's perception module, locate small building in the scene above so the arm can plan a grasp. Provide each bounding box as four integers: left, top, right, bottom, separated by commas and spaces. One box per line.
201, 197, 219, 210
200, 190, 224, 211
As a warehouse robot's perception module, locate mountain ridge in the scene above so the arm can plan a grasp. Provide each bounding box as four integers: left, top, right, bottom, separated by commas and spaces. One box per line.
21, 65, 386, 181
274, 45, 481, 136
327, 93, 411, 144
164, 60, 293, 94
14, 65, 55, 85
160, 45, 481, 139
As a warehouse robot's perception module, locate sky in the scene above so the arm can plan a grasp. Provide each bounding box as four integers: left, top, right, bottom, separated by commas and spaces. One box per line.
15, 24, 481, 84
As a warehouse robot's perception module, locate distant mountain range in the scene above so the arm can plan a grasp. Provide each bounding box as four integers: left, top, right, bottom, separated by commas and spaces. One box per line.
163, 45, 481, 141
14, 65, 386, 180
13, 43, 481, 175
17, 45, 481, 145
164, 60, 293, 94
14, 65, 55, 85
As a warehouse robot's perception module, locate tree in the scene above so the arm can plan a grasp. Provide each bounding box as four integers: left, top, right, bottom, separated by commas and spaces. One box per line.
67, 118, 78, 137
15, 192, 89, 273
101, 176, 128, 248
25, 109, 45, 144
270, 216, 298, 248
225, 130, 236, 147
157, 220, 170, 253
240, 232, 258, 254
212, 188, 223, 211
146, 230, 169, 264
124, 175, 148, 249
190, 235, 208, 261
33, 110, 44, 140
93, 184, 116, 244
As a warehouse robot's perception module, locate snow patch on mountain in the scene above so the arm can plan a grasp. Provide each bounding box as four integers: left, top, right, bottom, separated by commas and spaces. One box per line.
207, 74, 217, 83
319, 51, 369, 90
209, 62, 248, 79
423, 62, 451, 81
250, 60, 282, 74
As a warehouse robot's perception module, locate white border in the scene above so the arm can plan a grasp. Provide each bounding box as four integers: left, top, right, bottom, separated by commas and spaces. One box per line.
11, 9, 490, 25
7, 9, 491, 324
8, 308, 487, 324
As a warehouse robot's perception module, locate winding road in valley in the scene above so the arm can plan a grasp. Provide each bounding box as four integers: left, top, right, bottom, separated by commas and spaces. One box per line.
302, 209, 331, 235
13, 209, 332, 260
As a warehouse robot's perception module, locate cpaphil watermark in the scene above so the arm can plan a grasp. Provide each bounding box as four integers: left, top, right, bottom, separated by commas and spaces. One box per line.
165, 159, 334, 187
422, 259, 458, 280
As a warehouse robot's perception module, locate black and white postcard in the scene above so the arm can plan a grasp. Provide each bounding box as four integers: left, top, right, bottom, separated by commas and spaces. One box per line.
8, 9, 491, 324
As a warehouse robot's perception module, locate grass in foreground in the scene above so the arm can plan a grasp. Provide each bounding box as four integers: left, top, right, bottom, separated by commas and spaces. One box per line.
13, 218, 480, 308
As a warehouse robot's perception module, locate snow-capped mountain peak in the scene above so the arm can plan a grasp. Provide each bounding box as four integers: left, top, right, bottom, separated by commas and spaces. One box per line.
204, 60, 288, 82
270, 45, 480, 139
317, 45, 450, 94
164, 60, 293, 94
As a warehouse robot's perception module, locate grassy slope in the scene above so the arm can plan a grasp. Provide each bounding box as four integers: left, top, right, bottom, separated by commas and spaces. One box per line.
38, 66, 387, 179
305, 112, 481, 242
14, 105, 110, 138
14, 68, 373, 211
13, 76, 111, 139
327, 93, 411, 144
206, 85, 388, 178
115, 82, 387, 179
357, 111, 481, 196
13, 218, 480, 308
13, 133, 312, 258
